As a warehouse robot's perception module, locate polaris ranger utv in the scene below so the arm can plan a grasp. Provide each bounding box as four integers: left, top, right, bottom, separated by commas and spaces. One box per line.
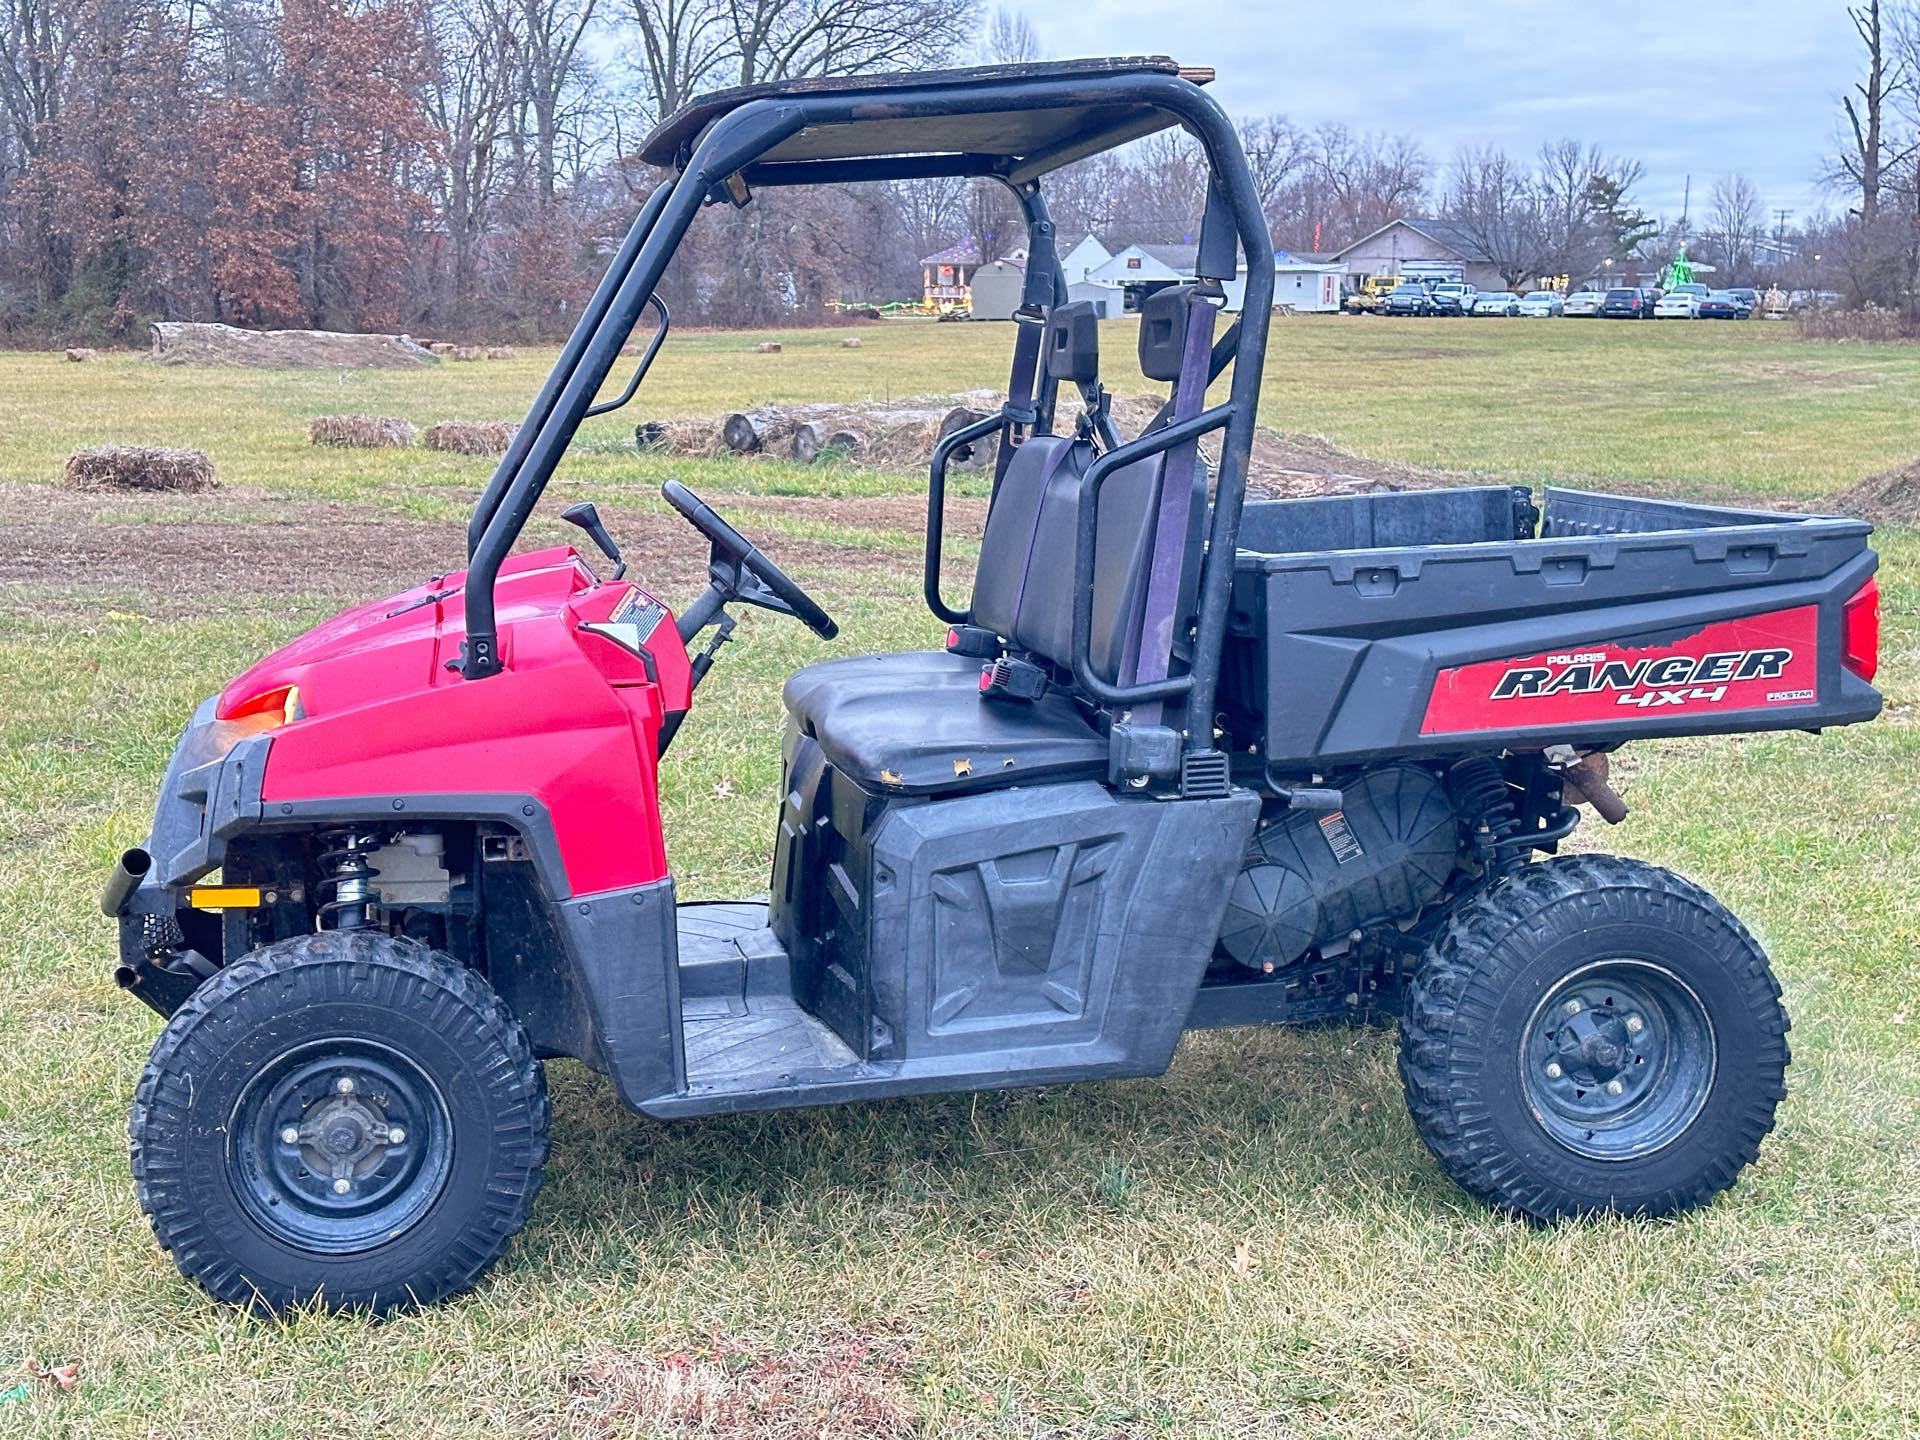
107, 58, 1884, 1314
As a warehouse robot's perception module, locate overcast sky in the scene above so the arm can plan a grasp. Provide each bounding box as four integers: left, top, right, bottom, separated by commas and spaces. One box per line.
1014, 0, 1862, 224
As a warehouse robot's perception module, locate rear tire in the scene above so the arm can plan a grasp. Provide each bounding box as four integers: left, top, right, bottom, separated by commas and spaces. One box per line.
131, 931, 548, 1313
1398, 855, 1788, 1220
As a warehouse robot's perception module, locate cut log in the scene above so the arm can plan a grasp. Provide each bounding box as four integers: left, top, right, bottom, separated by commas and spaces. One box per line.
938, 405, 996, 470
723, 409, 776, 452
790, 421, 828, 464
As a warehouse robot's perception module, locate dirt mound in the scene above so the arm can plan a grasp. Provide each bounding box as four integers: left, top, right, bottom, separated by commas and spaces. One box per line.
63, 445, 216, 492
1832, 458, 1920, 524
149, 322, 438, 369
308, 415, 418, 449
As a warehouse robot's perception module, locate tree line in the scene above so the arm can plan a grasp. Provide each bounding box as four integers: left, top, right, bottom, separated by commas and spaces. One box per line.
1, 1, 1910, 344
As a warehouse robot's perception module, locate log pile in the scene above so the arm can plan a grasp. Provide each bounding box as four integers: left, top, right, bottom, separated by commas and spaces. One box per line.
712, 401, 998, 470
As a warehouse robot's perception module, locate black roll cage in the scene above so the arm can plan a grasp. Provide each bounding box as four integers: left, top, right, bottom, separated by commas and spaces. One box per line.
460, 62, 1275, 760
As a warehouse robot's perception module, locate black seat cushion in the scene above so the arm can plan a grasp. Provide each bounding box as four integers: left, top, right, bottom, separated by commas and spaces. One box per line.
782, 652, 1106, 795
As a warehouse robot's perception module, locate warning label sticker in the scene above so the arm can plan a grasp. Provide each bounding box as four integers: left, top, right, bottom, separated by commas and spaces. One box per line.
1318, 811, 1365, 865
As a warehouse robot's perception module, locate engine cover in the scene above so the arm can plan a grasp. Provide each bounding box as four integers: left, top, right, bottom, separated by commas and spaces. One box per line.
1218, 765, 1457, 972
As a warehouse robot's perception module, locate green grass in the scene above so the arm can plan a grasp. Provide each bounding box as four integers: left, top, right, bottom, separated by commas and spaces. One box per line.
1, 320, 1917, 1437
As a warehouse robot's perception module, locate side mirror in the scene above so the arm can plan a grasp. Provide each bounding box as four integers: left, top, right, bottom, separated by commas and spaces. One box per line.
561, 502, 625, 579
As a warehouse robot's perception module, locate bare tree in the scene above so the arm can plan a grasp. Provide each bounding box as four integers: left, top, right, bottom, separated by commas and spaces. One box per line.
978, 6, 1039, 64
1444, 146, 1548, 290
626, 0, 729, 123
1237, 114, 1309, 225
725, 0, 975, 86
424, 0, 520, 315
1705, 173, 1763, 285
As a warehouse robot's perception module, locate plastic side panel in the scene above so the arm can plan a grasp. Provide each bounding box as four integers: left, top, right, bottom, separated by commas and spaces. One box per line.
1542, 487, 1811, 536
1422, 606, 1818, 734
868, 784, 1259, 1076
1237, 486, 1529, 555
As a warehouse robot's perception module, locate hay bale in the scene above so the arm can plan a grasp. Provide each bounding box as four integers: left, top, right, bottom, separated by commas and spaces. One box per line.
149, 321, 437, 369
486, 345, 516, 360
66, 347, 98, 362
65, 445, 216, 492
429, 342, 457, 357
842, 337, 862, 349
450, 345, 484, 361
308, 414, 418, 449
753, 342, 782, 354
423, 420, 519, 456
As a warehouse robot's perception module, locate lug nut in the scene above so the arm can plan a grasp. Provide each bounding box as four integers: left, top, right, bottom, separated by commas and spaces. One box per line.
1625, 1015, 1644, 1035
334, 1076, 355, 1095
1545, 1062, 1563, 1079
280, 1126, 300, 1145
1563, 999, 1583, 1016
1605, 1079, 1624, 1096
331, 1177, 352, 1194
387, 1127, 407, 1145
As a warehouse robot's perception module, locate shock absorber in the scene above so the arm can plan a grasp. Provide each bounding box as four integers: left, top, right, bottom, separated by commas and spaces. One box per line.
316, 830, 381, 929
1447, 757, 1525, 880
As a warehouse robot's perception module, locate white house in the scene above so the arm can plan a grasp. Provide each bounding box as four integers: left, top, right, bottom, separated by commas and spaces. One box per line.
1225, 250, 1344, 313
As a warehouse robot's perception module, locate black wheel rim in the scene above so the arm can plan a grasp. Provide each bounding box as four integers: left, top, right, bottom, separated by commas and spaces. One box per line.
229, 1039, 453, 1254
1520, 960, 1717, 1162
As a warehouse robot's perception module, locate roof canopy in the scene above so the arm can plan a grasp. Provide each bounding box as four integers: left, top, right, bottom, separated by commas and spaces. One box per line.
636, 57, 1212, 178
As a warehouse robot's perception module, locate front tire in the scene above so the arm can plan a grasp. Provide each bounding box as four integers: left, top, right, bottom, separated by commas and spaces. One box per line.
1398, 855, 1788, 1220
131, 931, 549, 1313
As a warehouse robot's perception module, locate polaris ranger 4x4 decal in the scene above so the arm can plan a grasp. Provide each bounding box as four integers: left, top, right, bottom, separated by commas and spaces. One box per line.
1421, 606, 1821, 734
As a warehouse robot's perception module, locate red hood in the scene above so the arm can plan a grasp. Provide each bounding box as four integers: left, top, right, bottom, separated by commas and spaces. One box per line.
217, 546, 595, 720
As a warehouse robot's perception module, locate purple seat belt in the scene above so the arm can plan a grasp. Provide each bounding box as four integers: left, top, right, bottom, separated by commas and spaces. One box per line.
1122, 293, 1217, 724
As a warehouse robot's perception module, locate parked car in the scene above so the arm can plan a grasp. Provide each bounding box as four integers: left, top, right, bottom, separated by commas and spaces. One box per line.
1725, 287, 1759, 317
1385, 282, 1437, 316
1697, 290, 1743, 320
1597, 287, 1651, 318
1428, 281, 1478, 315
1517, 290, 1565, 317
1562, 290, 1604, 316
1654, 288, 1703, 318
1472, 291, 1521, 316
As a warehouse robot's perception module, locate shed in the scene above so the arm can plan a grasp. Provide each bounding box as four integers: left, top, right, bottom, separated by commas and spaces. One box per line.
968, 257, 1027, 319
1223, 250, 1344, 313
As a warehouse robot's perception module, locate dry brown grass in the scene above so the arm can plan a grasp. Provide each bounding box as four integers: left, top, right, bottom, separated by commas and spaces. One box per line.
423, 419, 519, 456
61, 444, 215, 492
307, 414, 419, 449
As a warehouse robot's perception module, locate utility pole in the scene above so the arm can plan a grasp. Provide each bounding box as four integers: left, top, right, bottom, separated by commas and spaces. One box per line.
1772, 207, 1794, 242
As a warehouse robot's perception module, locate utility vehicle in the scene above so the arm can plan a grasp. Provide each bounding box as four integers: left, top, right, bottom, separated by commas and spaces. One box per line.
106, 57, 1883, 1314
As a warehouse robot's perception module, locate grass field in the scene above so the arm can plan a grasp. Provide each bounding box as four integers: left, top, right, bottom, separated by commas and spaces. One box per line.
0, 317, 1916, 1438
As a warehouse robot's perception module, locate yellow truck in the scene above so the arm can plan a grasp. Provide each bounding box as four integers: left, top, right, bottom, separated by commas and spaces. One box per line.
1343, 274, 1407, 314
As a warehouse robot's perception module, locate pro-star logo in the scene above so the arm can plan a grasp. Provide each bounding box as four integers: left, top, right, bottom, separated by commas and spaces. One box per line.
1491, 647, 1793, 707
1420, 606, 1821, 735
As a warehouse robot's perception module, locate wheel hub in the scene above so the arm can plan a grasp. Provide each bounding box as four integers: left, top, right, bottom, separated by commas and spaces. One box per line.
229, 1040, 452, 1254
1522, 961, 1716, 1161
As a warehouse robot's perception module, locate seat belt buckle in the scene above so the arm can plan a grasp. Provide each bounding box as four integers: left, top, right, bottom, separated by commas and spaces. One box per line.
946, 625, 1000, 659
979, 656, 1048, 703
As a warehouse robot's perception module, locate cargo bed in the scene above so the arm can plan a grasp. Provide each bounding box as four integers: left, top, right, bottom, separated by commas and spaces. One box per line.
1220, 486, 1882, 773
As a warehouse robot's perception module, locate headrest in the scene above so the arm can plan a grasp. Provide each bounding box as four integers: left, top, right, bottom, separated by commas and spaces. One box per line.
1044, 301, 1099, 383
1137, 284, 1197, 382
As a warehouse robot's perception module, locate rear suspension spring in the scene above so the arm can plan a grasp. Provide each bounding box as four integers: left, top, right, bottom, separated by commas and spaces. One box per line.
316, 830, 381, 929
1447, 757, 1526, 879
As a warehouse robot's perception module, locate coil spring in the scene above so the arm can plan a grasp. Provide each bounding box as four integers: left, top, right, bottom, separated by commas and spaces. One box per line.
316, 830, 380, 928
1447, 757, 1525, 879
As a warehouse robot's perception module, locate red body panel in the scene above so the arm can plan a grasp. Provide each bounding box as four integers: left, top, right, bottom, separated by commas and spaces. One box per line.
1421, 606, 1821, 736
220, 546, 693, 897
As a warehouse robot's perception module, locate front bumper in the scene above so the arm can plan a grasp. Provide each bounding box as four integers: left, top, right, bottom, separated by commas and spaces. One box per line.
106, 697, 274, 1015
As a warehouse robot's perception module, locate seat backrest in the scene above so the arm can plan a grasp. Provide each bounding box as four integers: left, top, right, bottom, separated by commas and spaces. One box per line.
969, 434, 1203, 686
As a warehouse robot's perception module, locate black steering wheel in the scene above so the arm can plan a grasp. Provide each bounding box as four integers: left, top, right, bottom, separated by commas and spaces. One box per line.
661, 480, 837, 640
